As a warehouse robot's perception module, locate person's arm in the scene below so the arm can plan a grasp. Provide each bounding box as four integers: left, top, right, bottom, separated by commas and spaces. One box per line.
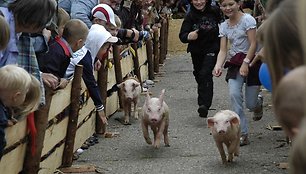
79, 54, 108, 125
179, 15, 196, 43
240, 28, 257, 77
213, 37, 228, 77
70, 0, 95, 28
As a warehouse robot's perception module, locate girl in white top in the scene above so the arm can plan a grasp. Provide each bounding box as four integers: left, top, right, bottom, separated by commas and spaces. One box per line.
213, 0, 263, 146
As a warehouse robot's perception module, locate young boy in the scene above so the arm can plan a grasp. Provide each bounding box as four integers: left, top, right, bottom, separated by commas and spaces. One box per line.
65, 24, 118, 132
37, 19, 89, 89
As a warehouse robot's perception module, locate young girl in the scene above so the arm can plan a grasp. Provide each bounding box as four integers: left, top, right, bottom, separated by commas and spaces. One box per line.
213, 0, 262, 146
179, 0, 222, 118
0, 65, 41, 159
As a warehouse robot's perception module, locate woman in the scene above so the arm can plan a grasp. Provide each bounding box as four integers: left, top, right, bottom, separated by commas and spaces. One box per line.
213, 0, 262, 146
179, 0, 222, 118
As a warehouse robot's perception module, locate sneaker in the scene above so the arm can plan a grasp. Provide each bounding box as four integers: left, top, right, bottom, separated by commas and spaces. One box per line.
240, 134, 250, 146
253, 95, 263, 121
198, 105, 208, 118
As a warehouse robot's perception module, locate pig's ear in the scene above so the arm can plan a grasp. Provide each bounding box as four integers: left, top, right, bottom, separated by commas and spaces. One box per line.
117, 82, 125, 89
207, 118, 214, 128
159, 89, 165, 103
230, 117, 239, 125
133, 81, 140, 88
145, 91, 151, 104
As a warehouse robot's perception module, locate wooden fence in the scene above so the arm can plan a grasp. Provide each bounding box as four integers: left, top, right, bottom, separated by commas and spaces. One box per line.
0, 20, 169, 174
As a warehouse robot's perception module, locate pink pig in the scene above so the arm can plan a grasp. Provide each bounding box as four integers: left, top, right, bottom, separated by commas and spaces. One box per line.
141, 89, 170, 148
118, 76, 141, 124
207, 110, 241, 164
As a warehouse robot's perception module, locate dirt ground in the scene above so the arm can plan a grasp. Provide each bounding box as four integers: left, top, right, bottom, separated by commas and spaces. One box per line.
70, 52, 290, 174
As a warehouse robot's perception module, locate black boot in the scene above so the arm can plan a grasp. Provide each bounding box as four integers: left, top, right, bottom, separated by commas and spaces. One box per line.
198, 105, 208, 118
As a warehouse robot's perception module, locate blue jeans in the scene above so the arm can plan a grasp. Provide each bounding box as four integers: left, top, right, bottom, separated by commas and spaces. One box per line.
228, 73, 260, 135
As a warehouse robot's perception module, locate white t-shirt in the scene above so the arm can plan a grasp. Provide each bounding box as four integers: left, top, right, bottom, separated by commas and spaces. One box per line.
219, 13, 257, 58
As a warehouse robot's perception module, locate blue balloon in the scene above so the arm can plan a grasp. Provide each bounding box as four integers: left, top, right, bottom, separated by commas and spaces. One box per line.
259, 63, 272, 92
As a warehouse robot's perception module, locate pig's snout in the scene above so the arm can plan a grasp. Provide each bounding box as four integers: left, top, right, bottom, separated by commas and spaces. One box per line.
150, 118, 158, 123
218, 130, 226, 134
126, 97, 133, 101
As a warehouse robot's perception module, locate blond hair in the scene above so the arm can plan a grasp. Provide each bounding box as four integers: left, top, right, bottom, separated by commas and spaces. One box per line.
57, 8, 70, 28
0, 65, 41, 118
14, 76, 41, 118
0, 15, 10, 50
273, 65, 306, 138
0, 65, 32, 91
263, 0, 304, 91
62, 19, 89, 45
115, 14, 121, 29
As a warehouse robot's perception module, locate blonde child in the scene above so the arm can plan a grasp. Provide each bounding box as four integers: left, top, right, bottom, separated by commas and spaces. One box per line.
0, 65, 41, 159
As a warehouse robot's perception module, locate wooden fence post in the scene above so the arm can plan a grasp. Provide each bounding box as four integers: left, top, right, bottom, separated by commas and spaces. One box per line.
23, 88, 54, 174
159, 19, 166, 65
153, 30, 160, 73
96, 57, 108, 133
113, 45, 123, 108
165, 17, 169, 55
131, 43, 142, 84
62, 65, 83, 167
146, 38, 154, 80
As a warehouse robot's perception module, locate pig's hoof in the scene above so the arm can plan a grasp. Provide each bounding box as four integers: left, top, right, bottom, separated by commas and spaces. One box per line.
145, 139, 152, 145
165, 144, 170, 147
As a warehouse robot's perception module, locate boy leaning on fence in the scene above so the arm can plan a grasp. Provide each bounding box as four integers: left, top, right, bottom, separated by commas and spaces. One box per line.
37, 19, 89, 90
65, 24, 118, 134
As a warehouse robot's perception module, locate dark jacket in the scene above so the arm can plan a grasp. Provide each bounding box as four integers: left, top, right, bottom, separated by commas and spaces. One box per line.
37, 37, 72, 78
78, 51, 104, 111
179, 4, 223, 55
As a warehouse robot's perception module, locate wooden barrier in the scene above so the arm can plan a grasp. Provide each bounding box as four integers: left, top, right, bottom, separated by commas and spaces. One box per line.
0, 24, 169, 173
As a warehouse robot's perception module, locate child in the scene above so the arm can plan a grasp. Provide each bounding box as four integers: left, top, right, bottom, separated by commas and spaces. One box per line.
37, 19, 89, 89
179, 0, 222, 118
0, 65, 41, 159
0, 15, 9, 50
65, 24, 118, 133
213, 0, 262, 146
273, 65, 306, 139
56, 8, 71, 37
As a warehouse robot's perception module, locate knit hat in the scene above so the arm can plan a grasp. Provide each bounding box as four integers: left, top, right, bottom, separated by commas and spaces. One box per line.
91, 4, 117, 27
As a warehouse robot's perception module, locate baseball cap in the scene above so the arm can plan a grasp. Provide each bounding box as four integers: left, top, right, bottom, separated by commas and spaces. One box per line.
91, 4, 117, 27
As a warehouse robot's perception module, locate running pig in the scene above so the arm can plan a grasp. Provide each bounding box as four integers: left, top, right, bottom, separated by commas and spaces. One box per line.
207, 110, 241, 164
118, 76, 141, 124
141, 89, 170, 148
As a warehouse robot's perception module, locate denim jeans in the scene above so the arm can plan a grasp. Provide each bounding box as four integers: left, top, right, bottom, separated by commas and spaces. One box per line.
228, 73, 260, 135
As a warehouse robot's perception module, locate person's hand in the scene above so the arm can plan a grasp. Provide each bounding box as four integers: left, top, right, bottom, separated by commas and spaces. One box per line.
98, 110, 108, 125
42, 73, 59, 90
213, 65, 222, 77
239, 63, 249, 76
250, 50, 264, 67
187, 30, 199, 41
94, 59, 102, 71
56, 78, 69, 89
